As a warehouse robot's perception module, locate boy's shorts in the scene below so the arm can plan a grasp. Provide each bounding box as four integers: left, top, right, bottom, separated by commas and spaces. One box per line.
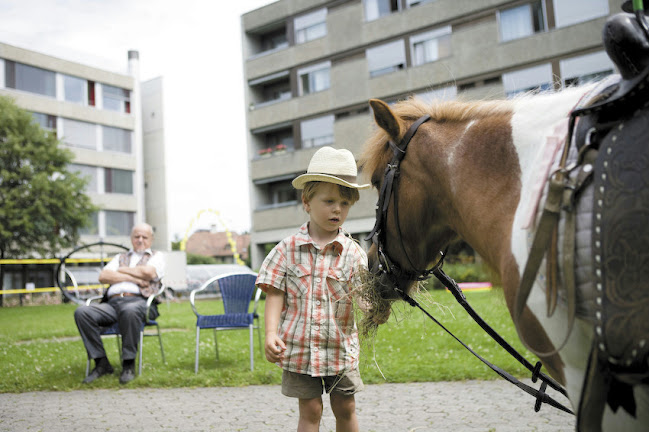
281, 369, 364, 399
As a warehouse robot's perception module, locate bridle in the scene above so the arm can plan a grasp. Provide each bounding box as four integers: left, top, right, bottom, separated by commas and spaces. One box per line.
363, 113, 573, 414
364, 114, 446, 286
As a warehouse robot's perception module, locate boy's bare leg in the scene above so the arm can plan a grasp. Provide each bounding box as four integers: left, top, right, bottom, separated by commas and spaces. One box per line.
298, 397, 323, 432
330, 393, 359, 432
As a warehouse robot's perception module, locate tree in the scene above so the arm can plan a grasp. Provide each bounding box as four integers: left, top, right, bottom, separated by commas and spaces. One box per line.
0, 96, 97, 259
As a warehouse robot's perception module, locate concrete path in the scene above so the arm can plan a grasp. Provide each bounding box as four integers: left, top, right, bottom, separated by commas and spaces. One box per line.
0, 380, 575, 431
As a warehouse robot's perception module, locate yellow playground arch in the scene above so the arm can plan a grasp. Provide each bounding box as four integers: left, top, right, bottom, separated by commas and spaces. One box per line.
180, 209, 245, 266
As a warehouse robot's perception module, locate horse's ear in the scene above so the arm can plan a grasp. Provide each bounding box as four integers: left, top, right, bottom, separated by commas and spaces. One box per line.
369, 99, 402, 140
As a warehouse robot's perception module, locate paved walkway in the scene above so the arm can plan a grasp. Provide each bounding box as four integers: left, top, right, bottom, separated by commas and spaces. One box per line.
0, 380, 574, 431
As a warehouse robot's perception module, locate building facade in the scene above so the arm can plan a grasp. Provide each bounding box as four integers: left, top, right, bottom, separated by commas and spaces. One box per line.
242, 0, 617, 268
0, 42, 169, 251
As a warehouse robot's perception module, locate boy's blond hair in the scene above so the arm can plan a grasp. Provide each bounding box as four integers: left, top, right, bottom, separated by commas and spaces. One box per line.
301, 181, 360, 205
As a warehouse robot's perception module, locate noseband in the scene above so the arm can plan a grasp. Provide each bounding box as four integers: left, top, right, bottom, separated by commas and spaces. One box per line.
365, 114, 446, 285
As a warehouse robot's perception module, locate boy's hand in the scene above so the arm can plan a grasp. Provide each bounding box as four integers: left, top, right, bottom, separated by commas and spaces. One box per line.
265, 334, 286, 364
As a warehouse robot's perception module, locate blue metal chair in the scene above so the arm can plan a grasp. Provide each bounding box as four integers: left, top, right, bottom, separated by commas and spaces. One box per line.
190, 272, 261, 372
76, 273, 167, 377
57, 242, 166, 377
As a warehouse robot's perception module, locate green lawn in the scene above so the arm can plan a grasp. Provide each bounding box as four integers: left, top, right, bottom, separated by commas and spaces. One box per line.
0, 288, 542, 393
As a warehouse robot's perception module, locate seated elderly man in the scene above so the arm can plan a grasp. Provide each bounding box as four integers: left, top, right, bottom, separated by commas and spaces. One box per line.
74, 222, 165, 384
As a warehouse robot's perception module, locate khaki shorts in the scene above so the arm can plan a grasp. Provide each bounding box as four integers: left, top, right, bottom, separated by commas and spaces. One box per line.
281, 369, 364, 399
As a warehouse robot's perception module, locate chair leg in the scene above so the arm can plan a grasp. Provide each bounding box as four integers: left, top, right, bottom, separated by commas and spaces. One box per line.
86, 359, 91, 377
156, 324, 166, 363
195, 327, 200, 374
138, 330, 144, 376
213, 329, 219, 361
255, 321, 262, 357
249, 324, 254, 371
116, 334, 123, 364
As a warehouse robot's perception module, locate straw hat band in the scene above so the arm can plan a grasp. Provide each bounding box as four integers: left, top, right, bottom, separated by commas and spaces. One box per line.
309, 172, 358, 183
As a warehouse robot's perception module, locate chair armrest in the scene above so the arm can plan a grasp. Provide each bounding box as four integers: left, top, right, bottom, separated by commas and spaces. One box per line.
85, 295, 103, 306
189, 275, 222, 316
145, 282, 166, 322
252, 287, 263, 315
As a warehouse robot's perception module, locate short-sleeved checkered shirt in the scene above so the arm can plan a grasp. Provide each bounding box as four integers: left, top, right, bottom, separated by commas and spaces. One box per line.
256, 222, 367, 377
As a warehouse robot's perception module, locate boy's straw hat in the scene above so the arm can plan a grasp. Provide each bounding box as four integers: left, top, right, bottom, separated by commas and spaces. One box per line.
292, 146, 370, 190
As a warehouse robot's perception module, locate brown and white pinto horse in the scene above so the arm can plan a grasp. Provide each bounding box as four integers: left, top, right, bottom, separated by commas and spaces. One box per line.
359, 87, 649, 431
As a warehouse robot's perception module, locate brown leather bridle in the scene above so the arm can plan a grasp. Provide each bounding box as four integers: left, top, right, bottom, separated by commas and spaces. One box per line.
364, 114, 446, 288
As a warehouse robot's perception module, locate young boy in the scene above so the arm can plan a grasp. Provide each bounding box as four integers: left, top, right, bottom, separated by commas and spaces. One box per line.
256, 146, 370, 432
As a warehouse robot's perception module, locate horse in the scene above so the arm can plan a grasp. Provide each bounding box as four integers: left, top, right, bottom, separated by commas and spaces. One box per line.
358, 83, 649, 431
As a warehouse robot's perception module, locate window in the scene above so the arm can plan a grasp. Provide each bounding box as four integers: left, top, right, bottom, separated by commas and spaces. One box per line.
104, 168, 134, 194
263, 81, 291, 103
364, 0, 400, 21
553, 0, 608, 28
5, 61, 55, 97
367, 40, 406, 77
410, 27, 451, 66
80, 212, 99, 236
560, 51, 615, 86
105, 210, 134, 236
498, 1, 546, 42
102, 84, 131, 113
31, 112, 57, 132
301, 115, 334, 148
265, 128, 294, 150
62, 119, 97, 150
256, 179, 299, 209
298, 62, 331, 95
63, 74, 87, 104
69, 163, 99, 193
256, 127, 294, 157
103, 126, 132, 153
249, 71, 291, 106
294, 8, 327, 44
502, 63, 553, 97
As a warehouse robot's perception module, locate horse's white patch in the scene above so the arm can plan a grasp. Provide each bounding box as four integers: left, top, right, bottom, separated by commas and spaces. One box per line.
508, 83, 600, 409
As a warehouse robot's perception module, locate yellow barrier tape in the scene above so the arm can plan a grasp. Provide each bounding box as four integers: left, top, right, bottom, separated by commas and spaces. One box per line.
1, 284, 106, 295
0, 258, 110, 264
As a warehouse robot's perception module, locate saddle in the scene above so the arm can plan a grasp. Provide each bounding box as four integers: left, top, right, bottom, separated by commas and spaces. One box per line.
518, 7, 649, 432
568, 10, 649, 432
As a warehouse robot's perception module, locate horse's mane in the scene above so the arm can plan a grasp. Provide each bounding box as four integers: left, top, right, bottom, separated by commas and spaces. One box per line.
360, 96, 515, 179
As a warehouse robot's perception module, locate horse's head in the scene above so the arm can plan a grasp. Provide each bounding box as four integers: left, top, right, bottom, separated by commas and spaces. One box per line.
360, 98, 458, 303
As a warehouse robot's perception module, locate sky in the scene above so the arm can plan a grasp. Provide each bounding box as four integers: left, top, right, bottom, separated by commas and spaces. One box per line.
0, 0, 276, 242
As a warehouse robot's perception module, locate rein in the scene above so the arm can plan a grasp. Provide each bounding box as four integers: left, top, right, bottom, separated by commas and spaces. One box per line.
365, 115, 573, 414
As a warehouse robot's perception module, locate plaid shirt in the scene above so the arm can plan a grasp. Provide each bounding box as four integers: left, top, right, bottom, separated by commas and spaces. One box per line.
256, 222, 367, 377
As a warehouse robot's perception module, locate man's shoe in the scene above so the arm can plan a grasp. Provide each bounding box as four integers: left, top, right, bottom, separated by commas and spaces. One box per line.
119, 367, 135, 384
82, 364, 114, 384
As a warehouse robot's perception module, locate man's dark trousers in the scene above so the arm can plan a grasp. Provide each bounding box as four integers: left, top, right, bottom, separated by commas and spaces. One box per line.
74, 296, 151, 361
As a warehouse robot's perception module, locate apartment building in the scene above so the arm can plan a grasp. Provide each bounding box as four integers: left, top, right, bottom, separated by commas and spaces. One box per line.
241, 0, 618, 268
0, 42, 169, 251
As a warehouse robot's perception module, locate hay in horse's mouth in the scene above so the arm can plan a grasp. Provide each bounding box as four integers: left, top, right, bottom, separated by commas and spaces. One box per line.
354, 269, 425, 338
